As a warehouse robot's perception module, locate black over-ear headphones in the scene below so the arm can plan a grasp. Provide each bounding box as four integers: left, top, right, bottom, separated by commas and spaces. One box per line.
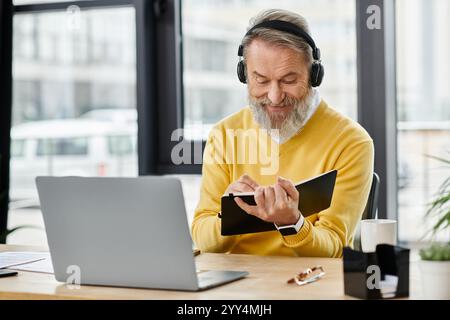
237, 20, 324, 87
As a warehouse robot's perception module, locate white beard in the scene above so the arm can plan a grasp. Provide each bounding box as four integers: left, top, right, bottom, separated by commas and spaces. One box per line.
249, 90, 314, 144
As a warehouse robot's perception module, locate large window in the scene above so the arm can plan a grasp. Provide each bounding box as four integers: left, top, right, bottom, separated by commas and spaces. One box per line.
179, 0, 358, 222
182, 0, 358, 141
396, 0, 450, 243
5, 0, 448, 247
8, 6, 137, 245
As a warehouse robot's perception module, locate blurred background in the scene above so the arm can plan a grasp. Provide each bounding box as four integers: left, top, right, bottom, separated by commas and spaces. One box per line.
3, 0, 449, 247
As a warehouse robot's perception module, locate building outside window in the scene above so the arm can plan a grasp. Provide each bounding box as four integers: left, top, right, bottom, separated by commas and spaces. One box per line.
8, 6, 138, 245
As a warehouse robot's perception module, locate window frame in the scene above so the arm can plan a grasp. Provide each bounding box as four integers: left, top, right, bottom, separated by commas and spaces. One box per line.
356, 0, 398, 224
0, 0, 13, 241
10, 0, 164, 177
1, 0, 162, 242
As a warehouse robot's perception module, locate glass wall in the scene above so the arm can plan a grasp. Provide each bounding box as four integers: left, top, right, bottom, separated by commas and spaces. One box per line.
396, 0, 450, 243
8, 7, 137, 245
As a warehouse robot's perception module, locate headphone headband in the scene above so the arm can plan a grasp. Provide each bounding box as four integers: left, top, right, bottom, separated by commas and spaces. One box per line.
236, 19, 324, 87
238, 20, 321, 61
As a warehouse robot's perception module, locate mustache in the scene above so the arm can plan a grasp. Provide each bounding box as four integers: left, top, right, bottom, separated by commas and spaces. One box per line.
251, 95, 302, 109
248, 90, 312, 143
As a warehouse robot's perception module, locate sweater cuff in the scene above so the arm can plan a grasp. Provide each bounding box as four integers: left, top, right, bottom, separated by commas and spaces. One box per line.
282, 219, 313, 247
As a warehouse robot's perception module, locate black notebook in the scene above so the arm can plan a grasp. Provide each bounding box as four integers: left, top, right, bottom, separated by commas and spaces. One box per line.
220, 170, 337, 236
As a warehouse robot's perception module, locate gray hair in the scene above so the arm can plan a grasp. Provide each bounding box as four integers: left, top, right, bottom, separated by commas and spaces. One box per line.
242, 9, 313, 66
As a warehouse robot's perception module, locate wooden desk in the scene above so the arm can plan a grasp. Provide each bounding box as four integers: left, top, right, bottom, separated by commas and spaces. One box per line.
0, 245, 422, 300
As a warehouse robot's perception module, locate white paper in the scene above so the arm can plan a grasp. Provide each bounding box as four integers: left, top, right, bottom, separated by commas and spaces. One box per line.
8, 254, 54, 274
0, 251, 48, 269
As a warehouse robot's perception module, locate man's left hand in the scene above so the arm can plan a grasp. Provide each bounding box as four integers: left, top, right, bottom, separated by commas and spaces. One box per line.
234, 176, 301, 226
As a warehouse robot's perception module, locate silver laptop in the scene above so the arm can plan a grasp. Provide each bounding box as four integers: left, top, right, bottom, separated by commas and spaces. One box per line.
36, 176, 248, 291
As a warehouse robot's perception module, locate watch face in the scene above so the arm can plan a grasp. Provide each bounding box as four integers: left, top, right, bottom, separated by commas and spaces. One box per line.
279, 227, 298, 236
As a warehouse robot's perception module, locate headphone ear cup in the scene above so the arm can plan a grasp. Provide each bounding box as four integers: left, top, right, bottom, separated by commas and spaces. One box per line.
237, 60, 247, 84
310, 62, 324, 87
317, 63, 324, 86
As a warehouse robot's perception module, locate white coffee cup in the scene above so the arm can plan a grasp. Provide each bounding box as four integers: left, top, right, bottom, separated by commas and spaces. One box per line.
360, 219, 397, 253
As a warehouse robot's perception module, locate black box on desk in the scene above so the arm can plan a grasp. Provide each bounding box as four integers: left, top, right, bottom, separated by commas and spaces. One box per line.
343, 244, 410, 299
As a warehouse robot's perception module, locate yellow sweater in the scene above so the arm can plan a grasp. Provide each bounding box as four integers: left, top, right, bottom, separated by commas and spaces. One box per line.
191, 100, 374, 257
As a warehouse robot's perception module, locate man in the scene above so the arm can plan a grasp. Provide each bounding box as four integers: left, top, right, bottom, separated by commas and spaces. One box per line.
191, 9, 374, 257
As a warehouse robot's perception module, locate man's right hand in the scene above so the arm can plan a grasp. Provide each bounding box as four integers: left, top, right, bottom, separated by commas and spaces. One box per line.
225, 174, 259, 194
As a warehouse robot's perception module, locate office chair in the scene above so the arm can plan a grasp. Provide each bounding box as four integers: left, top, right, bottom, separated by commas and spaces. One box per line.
353, 172, 380, 251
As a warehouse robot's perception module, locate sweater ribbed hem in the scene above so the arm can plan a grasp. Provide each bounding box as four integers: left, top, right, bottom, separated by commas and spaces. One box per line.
282, 219, 312, 247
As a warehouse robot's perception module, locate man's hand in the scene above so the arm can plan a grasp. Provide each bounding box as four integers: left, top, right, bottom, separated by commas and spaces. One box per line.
234, 176, 301, 226
225, 174, 259, 194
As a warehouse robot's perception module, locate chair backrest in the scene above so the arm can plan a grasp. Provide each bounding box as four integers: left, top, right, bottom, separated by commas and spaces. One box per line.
361, 172, 380, 220
353, 172, 380, 251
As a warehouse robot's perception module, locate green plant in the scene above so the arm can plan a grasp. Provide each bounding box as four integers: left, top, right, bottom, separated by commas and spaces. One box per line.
0, 154, 41, 243
0, 191, 41, 243
0, 182, 7, 244
0, 225, 40, 243
419, 155, 450, 261
419, 243, 450, 261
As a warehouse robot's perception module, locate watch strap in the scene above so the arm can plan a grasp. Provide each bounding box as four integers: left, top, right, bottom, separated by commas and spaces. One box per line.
275, 214, 305, 236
